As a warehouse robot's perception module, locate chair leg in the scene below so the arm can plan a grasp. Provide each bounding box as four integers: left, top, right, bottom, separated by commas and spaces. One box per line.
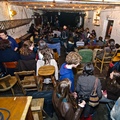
39, 77, 43, 91
51, 75, 56, 87
100, 62, 104, 73
11, 88, 15, 96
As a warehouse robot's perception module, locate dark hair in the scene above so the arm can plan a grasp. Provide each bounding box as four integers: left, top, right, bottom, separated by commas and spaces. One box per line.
0, 29, 7, 35
83, 63, 94, 75
0, 39, 11, 50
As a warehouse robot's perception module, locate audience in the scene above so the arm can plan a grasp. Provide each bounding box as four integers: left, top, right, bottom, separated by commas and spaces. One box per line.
59, 51, 82, 92
36, 40, 58, 80
52, 78, 86, 120
19, 40, 36, 60
0, 39, 20, 75
0, 29, 18, 51
76, 63, 102, 120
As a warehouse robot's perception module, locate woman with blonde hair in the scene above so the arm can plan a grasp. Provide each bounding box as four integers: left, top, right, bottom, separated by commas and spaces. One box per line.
60, 52, 82, 92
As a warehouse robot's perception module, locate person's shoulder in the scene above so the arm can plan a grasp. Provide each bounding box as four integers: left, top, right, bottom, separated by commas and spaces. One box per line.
8, 35, 15, 40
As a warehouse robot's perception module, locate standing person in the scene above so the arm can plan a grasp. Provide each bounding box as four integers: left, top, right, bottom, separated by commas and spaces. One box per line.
52, 78, 86, 120
59, 52, 82, 92
0, 29, 18, 51
76, 63, 102, 120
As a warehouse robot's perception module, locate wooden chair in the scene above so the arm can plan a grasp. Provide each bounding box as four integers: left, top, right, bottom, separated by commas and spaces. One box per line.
14, 70, 40, 95
38, 65, 57, 91
95, 51, 116, 73
0, 74, 17, 95
76, 49, 93, 74
2, 61, 18, 75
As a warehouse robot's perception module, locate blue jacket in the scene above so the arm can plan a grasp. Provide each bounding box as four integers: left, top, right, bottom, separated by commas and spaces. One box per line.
7, 36, 18, 50
60, 63, 74, 92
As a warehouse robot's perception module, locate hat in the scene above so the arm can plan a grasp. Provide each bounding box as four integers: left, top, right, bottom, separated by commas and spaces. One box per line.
39, 40, 47, 50
112, 53, 120, 62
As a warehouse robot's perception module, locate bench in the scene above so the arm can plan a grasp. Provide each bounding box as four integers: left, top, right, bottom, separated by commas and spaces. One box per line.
19, 33, 32, 41
31, 98, 44, 120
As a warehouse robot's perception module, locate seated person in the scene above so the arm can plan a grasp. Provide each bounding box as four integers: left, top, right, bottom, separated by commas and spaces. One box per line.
60, 52, 82, 92
19, 40, 36, 60
0, 29, 18, 51
37, 40, 54, 60
0, 39, 20, 75
100, 71, 120, 102
96, 36, 104, 47
76, 63, 102, 119
52, 78, 86, 120
66, 37, 75, 53
37, 40, 58, 80
96, 39, 116, 59
76, 39, 85, 47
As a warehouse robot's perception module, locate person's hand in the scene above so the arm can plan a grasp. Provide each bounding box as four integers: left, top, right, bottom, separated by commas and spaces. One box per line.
14, 47, 18, 51
72, 92, 78, 99
110, 72, 114, 79
78, 100, 86, 108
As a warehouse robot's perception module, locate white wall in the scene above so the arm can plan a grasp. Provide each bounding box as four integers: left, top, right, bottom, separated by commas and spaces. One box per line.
84, 7, 120, 44
0, 2, 34, 38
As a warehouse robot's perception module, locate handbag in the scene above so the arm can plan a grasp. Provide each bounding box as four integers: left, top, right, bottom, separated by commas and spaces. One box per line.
89, 78, 99, 107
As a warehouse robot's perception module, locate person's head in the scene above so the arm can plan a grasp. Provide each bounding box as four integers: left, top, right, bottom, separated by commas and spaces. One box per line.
0, 30, 8, 39
98, 36, 103, 41
43, 52, 53, 64
65, 52, 82, 68
56, 78, 71, 100
20, 40, 34, 55
63, 25, 67, 30
83, 63, 94, 75
115, 43, 120, 49
0, 39, 11, 50
38, 40, 47, 50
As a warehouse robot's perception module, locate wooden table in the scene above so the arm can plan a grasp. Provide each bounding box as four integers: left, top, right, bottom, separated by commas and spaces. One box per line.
0, 96, 33, 120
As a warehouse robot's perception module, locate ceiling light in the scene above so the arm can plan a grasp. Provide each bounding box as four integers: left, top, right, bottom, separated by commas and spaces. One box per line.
26, 6, 28, 8
34, 6, 37, 9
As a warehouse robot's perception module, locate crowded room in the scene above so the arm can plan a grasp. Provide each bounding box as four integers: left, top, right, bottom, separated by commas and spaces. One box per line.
0, 0, 120, 120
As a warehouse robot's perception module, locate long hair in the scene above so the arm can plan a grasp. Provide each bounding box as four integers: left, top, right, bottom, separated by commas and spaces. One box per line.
0, 39, 11, 50
56, 79, 77, 108
20, 40, 33, 55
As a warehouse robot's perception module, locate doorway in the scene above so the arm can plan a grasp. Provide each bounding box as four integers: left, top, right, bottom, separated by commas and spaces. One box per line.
105, 20, 114, 38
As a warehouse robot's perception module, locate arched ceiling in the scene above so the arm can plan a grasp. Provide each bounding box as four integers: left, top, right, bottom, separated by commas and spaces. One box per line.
5, 0, 120, 12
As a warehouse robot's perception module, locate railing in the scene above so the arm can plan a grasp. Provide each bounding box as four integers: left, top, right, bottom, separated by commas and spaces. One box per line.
0, 18, 33, 30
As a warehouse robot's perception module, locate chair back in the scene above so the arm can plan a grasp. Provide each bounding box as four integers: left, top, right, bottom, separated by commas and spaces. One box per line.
3, 61, 18, 69
2, 61, 18, 75
95, 50, 117, 73
78, 49, 93, 63
14, 70, 39, 95
103, 51, 116, 62
0, 74, 17, 95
